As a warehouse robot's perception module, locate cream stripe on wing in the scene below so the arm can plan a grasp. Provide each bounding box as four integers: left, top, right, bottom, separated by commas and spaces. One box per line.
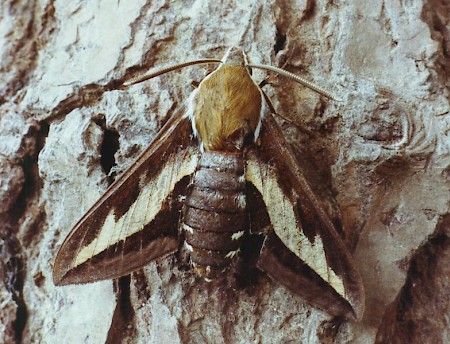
245, 159, 346, 299
73, 149, 198, 267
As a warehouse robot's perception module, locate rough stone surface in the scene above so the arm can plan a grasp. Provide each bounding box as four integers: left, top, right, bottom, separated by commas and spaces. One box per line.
375, 214, 450, 344
1, 0, 449, 343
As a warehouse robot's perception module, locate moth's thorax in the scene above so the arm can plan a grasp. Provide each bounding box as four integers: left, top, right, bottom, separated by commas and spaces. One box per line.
193, 63, 262, 151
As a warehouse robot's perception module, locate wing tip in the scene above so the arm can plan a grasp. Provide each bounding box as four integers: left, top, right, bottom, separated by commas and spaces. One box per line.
257, 233, 365, 320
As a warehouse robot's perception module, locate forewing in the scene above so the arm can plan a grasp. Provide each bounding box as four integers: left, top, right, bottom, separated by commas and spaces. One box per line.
53, 109, 199, 285
245, 113, 365, 319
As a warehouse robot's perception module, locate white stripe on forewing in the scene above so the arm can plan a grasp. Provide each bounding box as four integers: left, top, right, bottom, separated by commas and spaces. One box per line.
74, 149, 198, 267
245, 159, 346, 299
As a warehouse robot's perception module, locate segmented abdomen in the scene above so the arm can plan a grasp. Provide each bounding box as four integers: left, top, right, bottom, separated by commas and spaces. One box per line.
181, 151, 246, 280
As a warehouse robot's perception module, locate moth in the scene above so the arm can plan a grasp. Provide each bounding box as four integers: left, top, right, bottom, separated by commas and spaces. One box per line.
53, 47, 365, 320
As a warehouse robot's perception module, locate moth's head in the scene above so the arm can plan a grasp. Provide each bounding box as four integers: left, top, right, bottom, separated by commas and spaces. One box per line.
222, 46, 248, 66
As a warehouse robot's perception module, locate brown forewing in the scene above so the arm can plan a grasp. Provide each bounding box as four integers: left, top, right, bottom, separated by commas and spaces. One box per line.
245, 113, 365, 320
53, 108, 198, 285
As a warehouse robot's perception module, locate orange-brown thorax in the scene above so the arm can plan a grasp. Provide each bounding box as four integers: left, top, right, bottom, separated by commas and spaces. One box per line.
193, 64, 262, 151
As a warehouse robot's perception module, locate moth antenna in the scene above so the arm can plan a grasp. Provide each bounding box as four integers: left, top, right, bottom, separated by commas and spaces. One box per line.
247, 63, 341, 101
123, 59, 222, 87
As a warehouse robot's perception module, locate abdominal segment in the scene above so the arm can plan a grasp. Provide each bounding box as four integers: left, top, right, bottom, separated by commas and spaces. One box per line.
181, 150, 246, 280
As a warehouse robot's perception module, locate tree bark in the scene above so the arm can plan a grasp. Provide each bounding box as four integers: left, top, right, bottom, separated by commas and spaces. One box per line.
1, 0, 449, 343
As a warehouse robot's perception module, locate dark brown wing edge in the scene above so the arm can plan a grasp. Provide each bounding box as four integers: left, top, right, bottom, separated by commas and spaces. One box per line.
53, 109, 199, 285
245, 113, 365, 320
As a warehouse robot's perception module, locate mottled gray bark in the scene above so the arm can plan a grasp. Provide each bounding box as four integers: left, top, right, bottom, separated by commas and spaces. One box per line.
1, 0, 449, 343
